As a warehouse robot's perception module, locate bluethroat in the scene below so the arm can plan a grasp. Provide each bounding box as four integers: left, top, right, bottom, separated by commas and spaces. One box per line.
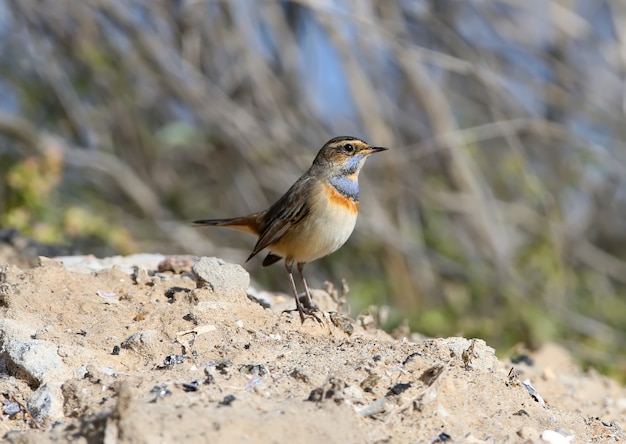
193, 136, 387, 322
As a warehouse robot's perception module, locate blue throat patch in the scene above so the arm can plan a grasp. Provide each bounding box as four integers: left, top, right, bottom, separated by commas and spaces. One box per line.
329, 175, 359, 201
343, 154, 365, 173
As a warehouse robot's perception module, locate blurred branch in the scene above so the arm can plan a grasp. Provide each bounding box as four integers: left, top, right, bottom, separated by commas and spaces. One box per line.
0, 111, 212, 254
386, 2, 513, 271
313, 5, 394, 143
94, 0, 266, 149
608, 0, 626, 118
575, 241, 626, 285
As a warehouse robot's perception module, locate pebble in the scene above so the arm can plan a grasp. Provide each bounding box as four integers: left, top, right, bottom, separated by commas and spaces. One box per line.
192, 257, 250, 303
4, 339, 68, 385
121, 330, 158, 356
541, 429, 573, 443
0, 318, 36, 342
57, 253, 166, 274
444, 337, 498, 371
27, 382, 65, 422
357, 397, 386, 417
344, 385, 364, 400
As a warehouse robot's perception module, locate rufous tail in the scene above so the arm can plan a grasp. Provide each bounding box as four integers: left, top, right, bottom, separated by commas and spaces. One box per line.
192, 214, 261, 236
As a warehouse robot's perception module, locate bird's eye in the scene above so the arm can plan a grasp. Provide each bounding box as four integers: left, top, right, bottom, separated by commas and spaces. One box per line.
343, 143, 354, 153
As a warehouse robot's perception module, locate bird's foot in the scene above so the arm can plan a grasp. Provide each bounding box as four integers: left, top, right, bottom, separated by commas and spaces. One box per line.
282, 305, 323, 324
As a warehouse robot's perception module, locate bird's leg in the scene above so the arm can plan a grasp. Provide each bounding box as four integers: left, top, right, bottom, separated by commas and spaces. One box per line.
297, 262, 315, 310
283, 260, 322, 324
285, 260, 306, 323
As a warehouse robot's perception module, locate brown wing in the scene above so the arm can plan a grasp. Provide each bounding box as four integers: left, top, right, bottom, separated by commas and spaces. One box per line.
245, 175, 316, 262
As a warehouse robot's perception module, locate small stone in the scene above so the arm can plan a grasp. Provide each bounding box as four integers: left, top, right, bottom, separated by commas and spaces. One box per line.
181, 381, 200, 392
402, 352, 421, 365
219, 394, 236, 406
27, 382, 65, 422
3, 400, 21, 418
522, 378, 545, 406
387, 382, 411, 396
511, 354, 534, 366
4, 339, 68, 386
445, 338, 498, 371
38, 256, 64, 268
0, 282, 13, 298
307, 387, 324, 403
357, 397, 386, 417
344, 385, 364, 400
192, 257, 250, 303
434, 432, 451, 443
158, 255, 196, 274
121, 330, 158, 357
163, 354, 187, 366
131, 266, 150, 285
75, 365, 89, 379
204, 366, 216, 384
150, 385, 172, 400
100, 367, 117, 376
216, 359, 233, 374
541, 430, 573, 444
0, 318, 36, 344
239, 364, 268, 376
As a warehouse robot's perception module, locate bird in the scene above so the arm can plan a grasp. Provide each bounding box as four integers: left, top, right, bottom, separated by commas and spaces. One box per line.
193, 136, 387, 323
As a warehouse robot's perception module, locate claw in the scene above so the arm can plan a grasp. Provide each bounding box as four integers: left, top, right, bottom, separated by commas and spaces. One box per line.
283, 304, 323, 324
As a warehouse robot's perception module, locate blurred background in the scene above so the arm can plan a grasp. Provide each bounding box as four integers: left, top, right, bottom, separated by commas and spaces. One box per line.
1, 0, 626, 377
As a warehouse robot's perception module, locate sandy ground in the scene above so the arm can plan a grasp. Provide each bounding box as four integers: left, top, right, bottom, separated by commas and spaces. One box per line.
0, 251, 624, 443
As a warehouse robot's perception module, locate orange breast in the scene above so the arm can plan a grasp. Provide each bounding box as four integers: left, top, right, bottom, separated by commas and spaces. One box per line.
323, 183, 359, 214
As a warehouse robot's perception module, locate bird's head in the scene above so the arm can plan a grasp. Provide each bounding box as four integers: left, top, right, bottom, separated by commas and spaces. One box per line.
312, 136, 387, 177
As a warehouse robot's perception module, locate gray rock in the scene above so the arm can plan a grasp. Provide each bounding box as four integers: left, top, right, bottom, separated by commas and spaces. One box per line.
344, 384, 365, 400
100, 366, 117, 376
75, 365, 89, 379
192, 257, 250, 303
27, 382, 65, 422
0, 318, 37, 342
121, 330, 158, 357
444, 337, 498, 371
56, 253, 167, 274
4, 339, 68, 386
0, 319, 37, 379
37, 256, 64, 268
0, 282, 14, 304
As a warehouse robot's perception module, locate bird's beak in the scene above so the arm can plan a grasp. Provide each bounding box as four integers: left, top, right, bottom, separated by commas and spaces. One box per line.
368, 146, 388, 154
